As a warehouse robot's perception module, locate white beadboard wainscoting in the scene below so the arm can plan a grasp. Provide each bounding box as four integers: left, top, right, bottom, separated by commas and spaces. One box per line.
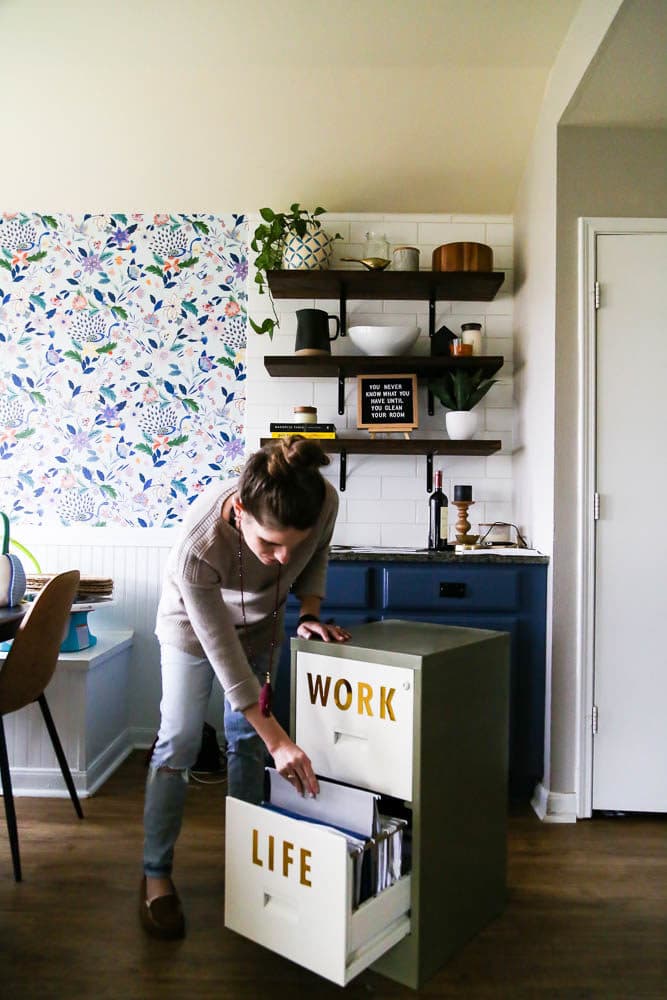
245, 213, 516, 549
16, 528, 181, 752
1, 631, 133, 797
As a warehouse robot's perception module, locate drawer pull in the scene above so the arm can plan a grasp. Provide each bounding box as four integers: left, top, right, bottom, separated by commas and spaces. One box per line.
333, 730, 368, 747
263, 892, 298, 923
439, 581, 466, 598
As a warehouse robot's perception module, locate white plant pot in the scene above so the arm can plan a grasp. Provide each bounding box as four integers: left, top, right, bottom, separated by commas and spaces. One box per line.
283, 224, 334, 271
445, 410, 478, 440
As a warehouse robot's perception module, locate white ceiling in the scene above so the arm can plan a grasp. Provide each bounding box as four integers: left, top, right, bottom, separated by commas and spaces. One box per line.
236, 0, 584, 212
5, 0, 664, 213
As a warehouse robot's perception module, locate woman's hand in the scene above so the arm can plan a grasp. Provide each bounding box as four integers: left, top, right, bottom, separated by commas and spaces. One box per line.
297, 618, 351, 643
243, 704, 319, 798
272, 739, 319, 798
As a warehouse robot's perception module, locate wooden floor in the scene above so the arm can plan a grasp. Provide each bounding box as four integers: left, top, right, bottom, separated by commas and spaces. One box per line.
0, 752, 665, 999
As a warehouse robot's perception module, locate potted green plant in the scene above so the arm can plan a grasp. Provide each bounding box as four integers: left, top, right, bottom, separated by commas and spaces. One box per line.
428, 368, 498, 439
249, 204, 340, 337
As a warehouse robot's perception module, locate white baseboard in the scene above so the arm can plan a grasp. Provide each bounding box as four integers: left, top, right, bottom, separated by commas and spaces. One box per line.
3, 730, 156, 800
5, 730, 134, 799
129, 726, 158, 750
531, 782, 578, 823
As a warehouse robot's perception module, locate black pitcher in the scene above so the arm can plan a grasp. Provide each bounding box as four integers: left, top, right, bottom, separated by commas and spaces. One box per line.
295, 309, 340, 355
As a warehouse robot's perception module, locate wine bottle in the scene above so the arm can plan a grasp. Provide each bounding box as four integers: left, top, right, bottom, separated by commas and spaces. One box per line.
428, 470, 450, 551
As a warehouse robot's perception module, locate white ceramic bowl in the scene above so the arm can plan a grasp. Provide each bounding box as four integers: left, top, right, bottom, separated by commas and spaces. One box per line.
347, 324, 421, 356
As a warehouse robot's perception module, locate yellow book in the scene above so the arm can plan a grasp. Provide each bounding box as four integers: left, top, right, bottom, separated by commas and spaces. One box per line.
270, 431, 336, 439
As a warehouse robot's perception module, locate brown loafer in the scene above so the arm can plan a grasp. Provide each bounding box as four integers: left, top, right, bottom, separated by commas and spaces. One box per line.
139, 876, 185, 940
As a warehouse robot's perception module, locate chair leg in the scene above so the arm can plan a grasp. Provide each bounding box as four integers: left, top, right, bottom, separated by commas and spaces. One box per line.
0, 715, 22, 881
37, 694, 84, 819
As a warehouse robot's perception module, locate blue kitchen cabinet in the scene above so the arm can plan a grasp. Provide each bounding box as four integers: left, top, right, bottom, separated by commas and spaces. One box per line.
276, 558, 547, 799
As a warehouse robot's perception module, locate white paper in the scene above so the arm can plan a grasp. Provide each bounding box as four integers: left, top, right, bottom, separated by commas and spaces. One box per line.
266, 768, 379, 838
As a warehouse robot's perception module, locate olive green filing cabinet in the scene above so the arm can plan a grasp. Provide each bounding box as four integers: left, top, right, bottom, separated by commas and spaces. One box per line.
225, 620, 510, 990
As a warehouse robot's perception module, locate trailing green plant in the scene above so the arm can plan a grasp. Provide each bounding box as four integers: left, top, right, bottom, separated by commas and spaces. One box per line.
428, 368, 498, 411
249, 204, 340, 338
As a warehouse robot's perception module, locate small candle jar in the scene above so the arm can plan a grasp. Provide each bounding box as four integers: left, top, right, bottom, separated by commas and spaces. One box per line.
454, 484, 473, 501
450, 339, 473, 357
461, 322, 482, 355
293, 406, 318, 424
392, 246, 420, 271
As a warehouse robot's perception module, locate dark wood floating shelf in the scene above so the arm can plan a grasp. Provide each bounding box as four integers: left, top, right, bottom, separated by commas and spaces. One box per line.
266, 268, 505, 302
260, 437, 502, 492
264, 354, 505, 379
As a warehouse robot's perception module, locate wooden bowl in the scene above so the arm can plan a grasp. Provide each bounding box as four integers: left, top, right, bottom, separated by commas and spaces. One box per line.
432, 242, 493, 272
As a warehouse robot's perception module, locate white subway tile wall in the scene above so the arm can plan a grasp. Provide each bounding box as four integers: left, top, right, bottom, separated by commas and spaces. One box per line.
245, 213, 515, 548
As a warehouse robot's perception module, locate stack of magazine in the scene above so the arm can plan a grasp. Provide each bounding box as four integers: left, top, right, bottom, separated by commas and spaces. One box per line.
270, 422, 336, 439
262, 768, 409, 909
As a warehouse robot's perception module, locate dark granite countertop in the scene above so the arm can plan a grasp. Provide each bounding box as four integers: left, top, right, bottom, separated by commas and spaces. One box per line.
329, 546, 549, 564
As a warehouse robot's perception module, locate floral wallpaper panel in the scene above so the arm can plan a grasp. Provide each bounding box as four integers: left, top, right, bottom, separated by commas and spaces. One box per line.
0, 212, 248, 527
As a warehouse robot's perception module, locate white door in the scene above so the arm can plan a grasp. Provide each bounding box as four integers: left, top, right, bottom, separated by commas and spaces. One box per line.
592, 231, 667, 812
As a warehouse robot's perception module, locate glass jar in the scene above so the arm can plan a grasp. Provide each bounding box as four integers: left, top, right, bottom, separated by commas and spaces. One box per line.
364, 231, 389, 260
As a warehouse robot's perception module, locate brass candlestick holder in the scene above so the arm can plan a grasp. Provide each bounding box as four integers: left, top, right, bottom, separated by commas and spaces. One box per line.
452, 499, 478, 545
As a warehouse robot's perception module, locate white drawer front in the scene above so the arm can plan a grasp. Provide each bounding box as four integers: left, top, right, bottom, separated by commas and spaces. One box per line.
295, 652, 415, 801
224, 797, 411, 986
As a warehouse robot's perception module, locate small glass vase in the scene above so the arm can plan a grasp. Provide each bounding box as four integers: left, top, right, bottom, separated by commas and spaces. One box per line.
363, 231, 389, 259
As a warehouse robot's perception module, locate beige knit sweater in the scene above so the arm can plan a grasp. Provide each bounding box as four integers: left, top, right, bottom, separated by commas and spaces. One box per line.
155, 478, 338, 710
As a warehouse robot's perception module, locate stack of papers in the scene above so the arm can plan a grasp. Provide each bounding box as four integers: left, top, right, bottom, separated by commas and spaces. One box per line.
263, 769, 408, 908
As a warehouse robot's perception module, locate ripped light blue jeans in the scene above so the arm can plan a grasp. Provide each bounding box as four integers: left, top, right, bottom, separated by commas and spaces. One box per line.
143, 644, 271, 878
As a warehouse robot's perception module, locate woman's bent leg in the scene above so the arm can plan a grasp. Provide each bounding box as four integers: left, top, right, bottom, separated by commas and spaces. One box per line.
224, 651, 271, 804
143, 646, 213, 878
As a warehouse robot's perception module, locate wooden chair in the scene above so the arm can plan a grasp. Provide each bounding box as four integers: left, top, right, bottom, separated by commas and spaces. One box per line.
0, 570, 84, 881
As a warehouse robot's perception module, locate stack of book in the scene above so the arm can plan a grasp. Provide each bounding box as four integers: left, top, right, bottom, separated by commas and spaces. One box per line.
270, 422, 336, 439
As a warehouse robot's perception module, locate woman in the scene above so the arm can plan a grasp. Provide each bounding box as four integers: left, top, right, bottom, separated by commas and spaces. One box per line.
140, 436, 350, 940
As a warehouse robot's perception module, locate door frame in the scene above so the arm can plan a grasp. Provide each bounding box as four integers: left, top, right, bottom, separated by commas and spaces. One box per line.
576, 217, 667, 817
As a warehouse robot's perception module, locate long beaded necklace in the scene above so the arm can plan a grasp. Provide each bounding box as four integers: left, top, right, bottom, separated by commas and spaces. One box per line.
230, 502, 281, 717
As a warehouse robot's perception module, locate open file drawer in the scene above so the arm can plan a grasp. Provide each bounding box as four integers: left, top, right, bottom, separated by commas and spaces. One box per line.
224, 797, 411, 986
225, 621, 510, 990
225, 641, 416, 985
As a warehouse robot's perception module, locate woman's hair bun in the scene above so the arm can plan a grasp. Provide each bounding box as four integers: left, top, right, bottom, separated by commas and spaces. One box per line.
266, 435, 330, 477
238, 435, 330, 530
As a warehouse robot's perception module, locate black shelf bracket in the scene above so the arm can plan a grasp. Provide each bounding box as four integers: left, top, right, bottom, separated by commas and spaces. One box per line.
340, 288, 347, 336
426, 452, 434, 492
337, 370, 345, 415
428, 296, 436, 415
339, 448, 347, 492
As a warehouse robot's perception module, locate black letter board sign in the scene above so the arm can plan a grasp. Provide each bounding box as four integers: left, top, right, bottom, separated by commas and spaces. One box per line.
357, 373, 418, 433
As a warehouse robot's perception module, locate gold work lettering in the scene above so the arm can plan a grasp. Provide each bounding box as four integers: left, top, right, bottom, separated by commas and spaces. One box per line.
357, 681, 373, 716
380, 686, 396, 721
333, 678, 353, 711
307, 672, 331, 706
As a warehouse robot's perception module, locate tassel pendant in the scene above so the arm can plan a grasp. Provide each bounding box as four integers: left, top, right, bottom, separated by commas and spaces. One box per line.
259, 672, 272, 717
